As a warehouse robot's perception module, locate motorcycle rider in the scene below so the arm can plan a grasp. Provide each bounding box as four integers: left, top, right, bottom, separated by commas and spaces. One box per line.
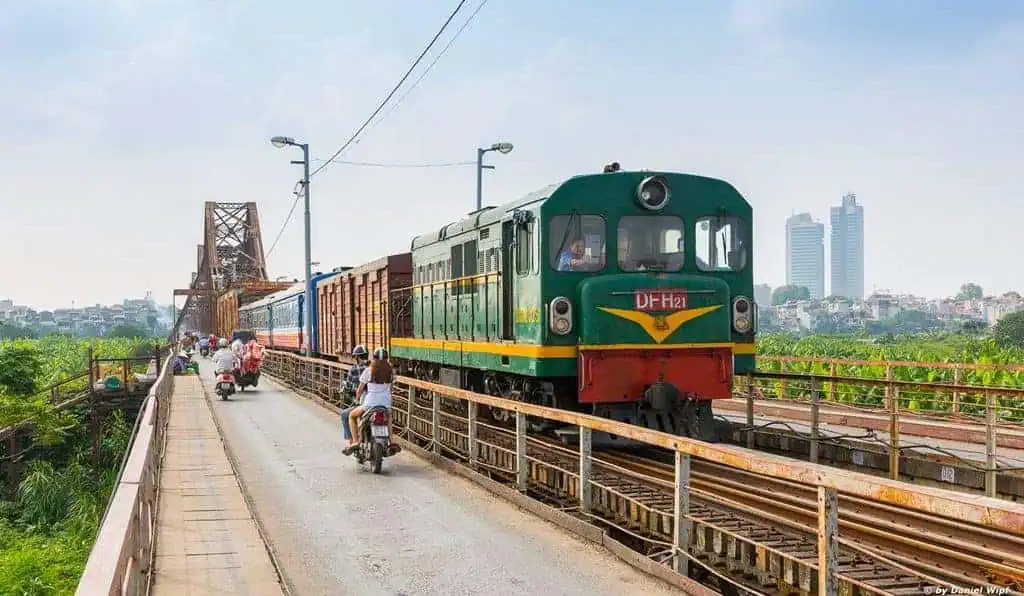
344, 345, 369, 399
343, 348, 399, 456
339, 345, 369, 441
212, 338, 238, 375
198, 335, 210, 356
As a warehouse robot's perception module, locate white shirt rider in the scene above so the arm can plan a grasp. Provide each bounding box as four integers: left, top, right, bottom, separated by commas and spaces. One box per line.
358, 367, 392, 409
212, 348, 238, 373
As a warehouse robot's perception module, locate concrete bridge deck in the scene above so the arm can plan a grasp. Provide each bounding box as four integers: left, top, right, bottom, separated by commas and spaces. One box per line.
149, 363, 679, 595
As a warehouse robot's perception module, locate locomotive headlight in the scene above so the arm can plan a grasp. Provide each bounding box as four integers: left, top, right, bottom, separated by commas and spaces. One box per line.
549, 296, 573, 335
732, 296, 752, 333
636, 176, 670, 211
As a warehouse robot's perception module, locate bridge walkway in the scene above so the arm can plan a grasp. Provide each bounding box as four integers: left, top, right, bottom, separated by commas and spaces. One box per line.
151, 375, 284, 595
196, 363, 679, 595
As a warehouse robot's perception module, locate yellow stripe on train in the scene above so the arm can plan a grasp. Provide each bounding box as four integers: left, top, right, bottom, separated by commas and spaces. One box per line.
391, 337, 756, 358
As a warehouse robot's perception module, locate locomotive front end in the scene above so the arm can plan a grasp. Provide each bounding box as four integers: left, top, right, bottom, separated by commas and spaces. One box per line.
544, 171, 754, 441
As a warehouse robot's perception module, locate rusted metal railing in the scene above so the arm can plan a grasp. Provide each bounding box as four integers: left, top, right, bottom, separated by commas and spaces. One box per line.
76, 353, 175, 596
262, 349, 1024, 593
740, 370, 1024, 497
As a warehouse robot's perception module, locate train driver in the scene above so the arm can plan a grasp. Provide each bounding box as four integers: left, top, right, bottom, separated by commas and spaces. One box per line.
557, 239, 592, 272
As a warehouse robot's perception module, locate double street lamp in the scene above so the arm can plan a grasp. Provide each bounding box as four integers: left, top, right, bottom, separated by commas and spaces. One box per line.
476, 142, 513, 211
270, 135, 313, 357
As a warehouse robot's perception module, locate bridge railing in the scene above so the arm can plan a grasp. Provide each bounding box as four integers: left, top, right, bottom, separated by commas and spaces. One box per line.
76, 352, 175, 596
261, 349, 1024, 592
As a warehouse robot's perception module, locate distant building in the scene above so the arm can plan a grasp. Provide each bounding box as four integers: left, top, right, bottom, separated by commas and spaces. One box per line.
865, 290, 900, 321
830, 193, 865, 299
754, 284, 772, 307
785, 213, 825, 300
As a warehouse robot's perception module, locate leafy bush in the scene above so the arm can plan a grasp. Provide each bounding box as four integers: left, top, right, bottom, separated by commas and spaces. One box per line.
755, 333, 1024, 418
0, 339, 149, 594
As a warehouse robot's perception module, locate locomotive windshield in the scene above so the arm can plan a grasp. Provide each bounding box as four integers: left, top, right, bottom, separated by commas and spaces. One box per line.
617, 215, 685, 272
695, 215, 748, 271
549, 213, 606, 272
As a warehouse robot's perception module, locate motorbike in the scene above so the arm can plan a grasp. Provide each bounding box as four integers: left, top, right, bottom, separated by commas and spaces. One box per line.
234, 366, 260, 395
215, 371, 236, 401
199, 345, 210, 358
354, 407, 394, 474
235, 360, 261, 391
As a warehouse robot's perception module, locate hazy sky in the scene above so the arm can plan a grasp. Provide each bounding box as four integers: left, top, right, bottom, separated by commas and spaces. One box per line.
2, 0, 1022, 311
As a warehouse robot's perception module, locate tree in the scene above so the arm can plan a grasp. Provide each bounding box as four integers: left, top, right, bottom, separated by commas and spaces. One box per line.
955, 283, 983, 301
959, 319, 987, 334
771, 285, 811, 305
105, 324, 151, 339
888, 309, 941, 334
993, 311, 1024, 349
0, 344, 43, 395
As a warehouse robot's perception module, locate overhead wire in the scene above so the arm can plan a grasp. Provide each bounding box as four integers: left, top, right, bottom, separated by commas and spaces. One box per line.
313, 159, 476, 168
363, 0, 490, 136
266, 0, 476, 259
310, 0, 470, 178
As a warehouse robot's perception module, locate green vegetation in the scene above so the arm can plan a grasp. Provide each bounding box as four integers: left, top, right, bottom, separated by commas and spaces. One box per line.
955, 282, 984, 301
755, 333, 1024, 418
0, 337, 156, 595
992, 311, 1024, 349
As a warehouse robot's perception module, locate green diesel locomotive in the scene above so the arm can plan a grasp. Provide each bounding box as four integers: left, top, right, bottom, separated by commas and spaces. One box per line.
390, 168, 755, 441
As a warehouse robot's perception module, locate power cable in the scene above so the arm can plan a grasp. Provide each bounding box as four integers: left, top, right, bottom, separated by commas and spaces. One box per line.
364, 0, 489, 135
266, 186, 304, 259
265, 0, 474, 259
310, 0, 470, 178
313, 159, 476, 168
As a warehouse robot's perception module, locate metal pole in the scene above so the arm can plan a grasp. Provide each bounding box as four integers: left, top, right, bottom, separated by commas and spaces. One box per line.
817, 486, 838, 596
475, 147, 485, 212
579, 427, 592, 512
810, 378, 821, 464
673, 452, 691, 575
301, 143, 313, 358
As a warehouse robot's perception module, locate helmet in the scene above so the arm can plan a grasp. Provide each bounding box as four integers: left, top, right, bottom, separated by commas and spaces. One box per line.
218, 338, 228, 348
352, 345, 368, 358
373, 347, 388, 361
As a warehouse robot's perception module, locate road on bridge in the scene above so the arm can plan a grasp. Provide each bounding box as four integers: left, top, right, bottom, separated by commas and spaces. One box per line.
198, 362, 681, 595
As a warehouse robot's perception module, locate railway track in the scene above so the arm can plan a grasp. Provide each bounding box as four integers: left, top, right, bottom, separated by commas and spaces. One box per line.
264, 355, 1024, 595
390, 387, 1024, 595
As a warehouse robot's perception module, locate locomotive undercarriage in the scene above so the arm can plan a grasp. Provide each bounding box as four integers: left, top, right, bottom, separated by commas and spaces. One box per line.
392, 357, 721, 444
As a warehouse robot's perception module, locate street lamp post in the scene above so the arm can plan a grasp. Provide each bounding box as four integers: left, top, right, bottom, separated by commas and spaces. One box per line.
270, 135, 313, 357
475, 142, 514, 211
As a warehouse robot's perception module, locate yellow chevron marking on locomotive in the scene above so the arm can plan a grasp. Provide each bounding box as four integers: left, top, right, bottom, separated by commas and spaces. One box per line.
597, 305, 722, 344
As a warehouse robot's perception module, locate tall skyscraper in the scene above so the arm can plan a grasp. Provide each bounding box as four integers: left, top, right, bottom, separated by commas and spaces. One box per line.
785, 213, 825, 300
830, 193, 865, 299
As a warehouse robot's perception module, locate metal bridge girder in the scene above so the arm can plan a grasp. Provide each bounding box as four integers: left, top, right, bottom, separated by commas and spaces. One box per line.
173, 202, 270, 336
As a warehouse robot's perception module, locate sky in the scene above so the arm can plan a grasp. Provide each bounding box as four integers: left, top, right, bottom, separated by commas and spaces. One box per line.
1, 0, 1022, 311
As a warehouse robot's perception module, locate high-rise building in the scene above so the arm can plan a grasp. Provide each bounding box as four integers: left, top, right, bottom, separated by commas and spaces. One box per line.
785, 213, 825, 300
830, 193, 865, 299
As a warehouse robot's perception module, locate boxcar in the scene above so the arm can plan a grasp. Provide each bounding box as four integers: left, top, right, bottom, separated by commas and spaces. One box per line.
389, 170, 755, 441
316, 255, 412, 362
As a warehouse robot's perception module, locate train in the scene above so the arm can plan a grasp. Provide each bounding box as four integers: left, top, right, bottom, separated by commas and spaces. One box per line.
236, 168, 755, 442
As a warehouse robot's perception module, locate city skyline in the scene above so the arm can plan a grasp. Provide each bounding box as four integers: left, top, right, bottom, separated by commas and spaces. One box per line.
781, 194, 866, 300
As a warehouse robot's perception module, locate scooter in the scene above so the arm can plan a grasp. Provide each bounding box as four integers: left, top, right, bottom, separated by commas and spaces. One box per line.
215, 371, 235, 401
235, 358, 262, 391
199, 345, 210, 358
354, 407, 398, 474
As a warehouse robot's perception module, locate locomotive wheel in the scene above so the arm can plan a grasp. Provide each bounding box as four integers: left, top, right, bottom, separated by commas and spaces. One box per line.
693, 401, 718, 443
